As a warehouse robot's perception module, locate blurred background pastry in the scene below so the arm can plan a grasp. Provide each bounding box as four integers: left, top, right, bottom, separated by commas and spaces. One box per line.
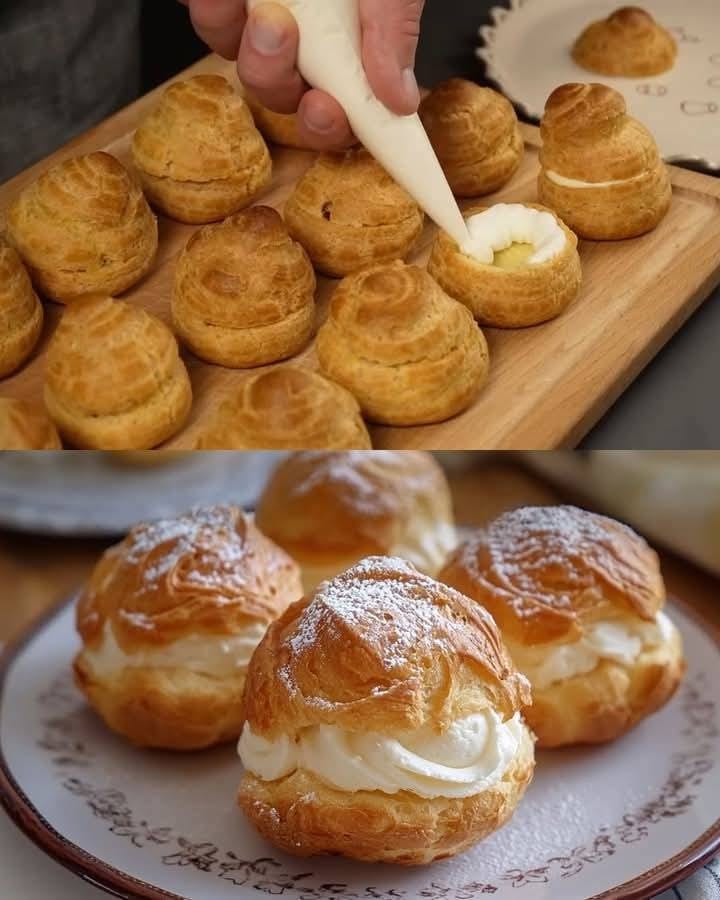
428, 203, 582, 327
132, 75, 271, 224
0, 398, 61, 450
74, 505, 303, 749
573, 7, 677, 77
6, 152, 157, 304
245, 94, 310, 150
44, 296, 192, 450
195, 367, 372, 450
419, 79, 523, 197
172, 206, 315, 368
256, 449, 456, 593
283, 149, 424, 277
237, 555, 534, 863
440, 505, 685, 748
0, 239, 43, 378
316, 261, 489, 426
538, 83, 672, 241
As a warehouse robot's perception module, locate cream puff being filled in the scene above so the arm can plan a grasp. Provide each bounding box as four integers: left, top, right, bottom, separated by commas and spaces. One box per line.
255, 450, 457, 594
237, 556, 535, 864
440, 505, 685, 748
74, 505, 303, 750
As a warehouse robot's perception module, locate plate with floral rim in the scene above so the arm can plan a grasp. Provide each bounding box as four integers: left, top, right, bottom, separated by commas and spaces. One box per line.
476, 0, 720, 171
0, 594, 719, 900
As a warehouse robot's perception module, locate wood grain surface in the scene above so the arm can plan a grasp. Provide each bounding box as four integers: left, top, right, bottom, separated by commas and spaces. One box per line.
0, 459, 717, 644
1, 56, 720, 450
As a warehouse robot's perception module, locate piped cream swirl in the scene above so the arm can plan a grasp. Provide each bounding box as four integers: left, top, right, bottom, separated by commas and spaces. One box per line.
545, 169, 647, 189
460, 203, 566, 266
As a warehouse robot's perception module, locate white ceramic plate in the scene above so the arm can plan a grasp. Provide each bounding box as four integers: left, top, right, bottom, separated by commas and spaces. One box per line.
1, 597, 719, 900
0, 452, 285, 536
476, 0, 720, 170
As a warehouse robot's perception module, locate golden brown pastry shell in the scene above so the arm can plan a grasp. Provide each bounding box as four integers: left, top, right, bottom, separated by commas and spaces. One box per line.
196, 368, 372, 450
172, 207, 315, 368
419, 79, 524, 197
6, 152, 157, 304
572, 7, 678, 77
245, 95, 309, 150
316, 261, 489, 426
0, 398, 62, 450
44, 296, 192, 450
0, 240, 43, 378
132, 75, 272, 224
284, 149, 424, 277
428, 204, 582, 328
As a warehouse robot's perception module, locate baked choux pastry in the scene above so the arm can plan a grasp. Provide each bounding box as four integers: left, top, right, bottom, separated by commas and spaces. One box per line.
0, 239, 43, 378
256, 450, 456, 593
0, 398, 61, 450
237, 556, 534, 864
419, 79, 524, 197
74, 505, 303, 750
245, 94, 309, 150
195, 367, 372, 450
538, 83, 672, 241
316, 261, 489, 425
440, 505, 686, 748
6, 152, 157, 304
428, 203, 582, 328
573, 7, 677, 77
172, 207, 315, 368
132, 75, 272, 224
44, 296, 192, 450
284, 149, 424, 277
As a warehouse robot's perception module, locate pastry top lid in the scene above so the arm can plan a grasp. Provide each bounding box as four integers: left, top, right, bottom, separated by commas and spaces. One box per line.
420, 79, 518, 155
440, 505, 665, 644
256, 450, 452, 561
76, 505, 303, 651
542, 83, 628, 136
242, 556, 530, 738
0, 398, 61, 450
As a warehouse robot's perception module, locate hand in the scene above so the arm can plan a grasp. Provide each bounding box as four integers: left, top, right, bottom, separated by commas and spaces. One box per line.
178, 0, 424, 150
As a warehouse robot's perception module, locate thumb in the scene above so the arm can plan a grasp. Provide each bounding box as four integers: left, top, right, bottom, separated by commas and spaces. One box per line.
359, 0, 424, 115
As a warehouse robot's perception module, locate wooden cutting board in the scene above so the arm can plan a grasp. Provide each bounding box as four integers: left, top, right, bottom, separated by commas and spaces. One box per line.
2, 54, 720, 450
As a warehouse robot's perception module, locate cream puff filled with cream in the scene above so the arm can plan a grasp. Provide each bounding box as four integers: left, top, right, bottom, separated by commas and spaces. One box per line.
237, 556, 535, 864
440, 505, 686, 748
74, 505, 303, 750
428, 203, 582, 328
255, 450, 458, 595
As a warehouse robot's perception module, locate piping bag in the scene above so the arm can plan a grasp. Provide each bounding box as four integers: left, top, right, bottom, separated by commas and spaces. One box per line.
247, 0, 470, 247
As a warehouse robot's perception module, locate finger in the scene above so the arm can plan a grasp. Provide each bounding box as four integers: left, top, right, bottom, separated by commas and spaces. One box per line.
296, 91, 356, 151
186, 0, 246, 60
237, 2, 305, 114
359, 0, 424, 115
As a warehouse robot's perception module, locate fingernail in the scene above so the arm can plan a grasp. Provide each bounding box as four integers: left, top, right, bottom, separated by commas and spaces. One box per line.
249, 11, 286, 54
402, 67, 420, 108
303, 105, 335, 133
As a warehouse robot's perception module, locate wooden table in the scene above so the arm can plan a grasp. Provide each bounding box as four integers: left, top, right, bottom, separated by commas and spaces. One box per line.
1, 461, 717, 643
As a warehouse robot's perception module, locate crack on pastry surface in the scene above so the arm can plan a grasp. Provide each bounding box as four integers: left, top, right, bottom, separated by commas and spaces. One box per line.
572, 7, 678, 77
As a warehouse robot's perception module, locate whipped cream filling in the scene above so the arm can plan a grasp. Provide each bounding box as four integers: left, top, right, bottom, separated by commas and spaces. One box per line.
83, 620, 268, 679
545, 169, 647, 189
460, 203, 566, 266
514, 610, 675, 690
238, 710, 525, 799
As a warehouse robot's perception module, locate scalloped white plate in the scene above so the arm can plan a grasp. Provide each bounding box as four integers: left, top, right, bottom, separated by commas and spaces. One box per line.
477, 0, 720, 170
1, 596, 719, 900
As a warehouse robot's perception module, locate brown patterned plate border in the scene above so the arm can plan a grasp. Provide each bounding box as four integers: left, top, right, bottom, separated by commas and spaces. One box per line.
1, 593, 719, 900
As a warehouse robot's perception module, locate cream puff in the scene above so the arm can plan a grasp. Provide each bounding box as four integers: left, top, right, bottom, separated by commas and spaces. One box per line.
0, 398, 62, 450
132, 75, 272, 224
440, 505, 686, 748
172, 206, 315, 368
419, 79, 524, 197
44, 296, 192, 450
573, 7, 677, 77
0, 239, 43, 378
428, 203, 582, 328
195, 367, 372, 450
316, 261, 489, 425
74, 505, 303, 750
237, 555, 534, 864
256, 450, 457, 593
245, 94, 310, 150
6, 152, 158, 304
283, 149, 424, 277
538, 83, 672, 241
